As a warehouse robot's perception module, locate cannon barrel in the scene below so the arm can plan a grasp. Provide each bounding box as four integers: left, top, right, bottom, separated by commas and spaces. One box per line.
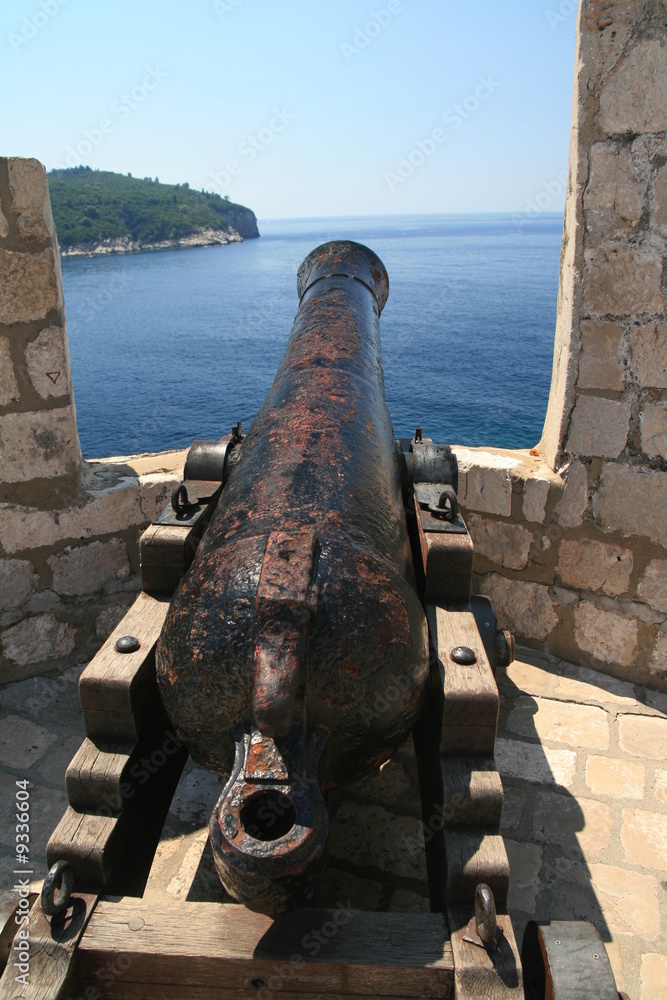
156, 241, 429, 912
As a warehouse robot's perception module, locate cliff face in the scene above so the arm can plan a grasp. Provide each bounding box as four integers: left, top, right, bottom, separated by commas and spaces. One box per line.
222, 203, 260, 239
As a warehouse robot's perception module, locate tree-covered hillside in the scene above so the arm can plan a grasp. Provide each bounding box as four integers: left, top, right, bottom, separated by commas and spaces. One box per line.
47, 167, 259, 249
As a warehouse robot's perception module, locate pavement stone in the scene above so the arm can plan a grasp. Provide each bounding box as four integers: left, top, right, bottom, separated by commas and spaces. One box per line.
0, 646, 664, 1000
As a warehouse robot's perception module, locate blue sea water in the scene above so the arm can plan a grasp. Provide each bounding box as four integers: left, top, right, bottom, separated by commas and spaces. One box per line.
60, 214, 562, 459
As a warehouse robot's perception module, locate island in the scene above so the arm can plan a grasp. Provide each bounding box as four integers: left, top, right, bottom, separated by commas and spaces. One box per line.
47, 166, 259, 256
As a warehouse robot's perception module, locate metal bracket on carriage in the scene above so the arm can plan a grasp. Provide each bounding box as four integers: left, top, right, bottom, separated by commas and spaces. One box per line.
151, 423, 244, 528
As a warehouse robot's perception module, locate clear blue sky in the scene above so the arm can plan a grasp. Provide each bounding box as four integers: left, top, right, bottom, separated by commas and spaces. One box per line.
0, 0, 577, 218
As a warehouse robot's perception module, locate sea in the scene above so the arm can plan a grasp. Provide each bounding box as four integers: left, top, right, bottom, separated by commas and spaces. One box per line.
60, 214, 563, 459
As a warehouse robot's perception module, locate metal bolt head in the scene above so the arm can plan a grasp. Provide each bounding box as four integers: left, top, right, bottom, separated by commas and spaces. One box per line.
115, 635, 140, 654
451, 646, 476, 665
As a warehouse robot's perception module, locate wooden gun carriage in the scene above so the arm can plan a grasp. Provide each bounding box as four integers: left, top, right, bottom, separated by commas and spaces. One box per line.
0, 243, 620, 999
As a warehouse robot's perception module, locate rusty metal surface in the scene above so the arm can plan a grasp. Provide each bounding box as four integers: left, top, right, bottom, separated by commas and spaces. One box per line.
157, 241, 429, 912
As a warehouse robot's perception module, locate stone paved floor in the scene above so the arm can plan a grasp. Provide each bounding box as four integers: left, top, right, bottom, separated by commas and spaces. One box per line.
0, 648, 665, 998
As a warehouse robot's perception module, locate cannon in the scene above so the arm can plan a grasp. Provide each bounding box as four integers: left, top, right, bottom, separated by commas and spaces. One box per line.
5, 242, 621, 999
156, 241, 430, 912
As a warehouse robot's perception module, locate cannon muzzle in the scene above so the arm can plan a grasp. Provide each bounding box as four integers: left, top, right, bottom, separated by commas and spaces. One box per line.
156, 241, 429, 912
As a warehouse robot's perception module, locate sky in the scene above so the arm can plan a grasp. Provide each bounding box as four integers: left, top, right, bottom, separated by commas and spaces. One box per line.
0, 0, 578, 218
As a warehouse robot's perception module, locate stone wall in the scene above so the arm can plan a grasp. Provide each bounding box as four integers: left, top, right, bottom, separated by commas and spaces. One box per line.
467, 0, 667, 691
1, 0, 666, 691
0, 158, 182, 685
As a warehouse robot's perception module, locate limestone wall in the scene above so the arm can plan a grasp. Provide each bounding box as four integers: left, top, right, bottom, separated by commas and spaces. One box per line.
0, 158, 182, 684
1, 0, 666, 691
469, 0, 666, 690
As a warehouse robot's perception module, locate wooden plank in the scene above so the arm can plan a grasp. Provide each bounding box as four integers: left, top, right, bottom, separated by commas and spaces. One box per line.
140, 524, 194, 594
447, 904, 523, 999
0, 890, 37, 973
79, 591, 170, 721
440, 757, 504, 829
412, 492, 474, 604
79, 900, 454, 998
426, 605, 499, 757
66, 739, 133, 808
443, 831, 510, 906
423, 533, 474, 605
98, 987, 434, 999
47, 808, 120, 886
0, 893, 97, 1000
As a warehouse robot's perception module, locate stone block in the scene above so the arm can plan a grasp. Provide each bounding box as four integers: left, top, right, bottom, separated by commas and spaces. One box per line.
640, 402, 667, 460
507, 695, 609, 750
0, 477, 143, 554
0, 558, 37, 609
328, 800, 426, 880
453, 448, 520, 517
618, 714, 667, 760
388, 890, 429, 913
0, 715, 57, 768
629, 324, 667, 388
25, 325, 70, 398
656, 770, 667, 807
554, 460, 588, 527
138, 472, 181, 520
641, 955, 667, 1000
577, 321, 624, 390
482, 575, 558, 641
320, 868, 383, 911
533, 791, 611, 856
48, 538, 130, 597
566, 395, 630, 459
499, 785, 525, 833
585, 755, 644, 800
594, 464, 667, 548
574, 602, 638, 667
504, 839, 542, 913
0, 336, 19, 406
557, 539, 633, 597
654, 163, 667, 229
7, 158, 55, 242
584, 143, 646, 238
506, 658, 637, 707
599, 38, 667, 135
589, 864, 659, 940
582, 243, 663, 317
0, 407, 79, 483
0, 612, 75, 666
650, 631, 667, 681
0, 204, 8, 238
638, 560, 667, 615
0, 248, 60, 324
467, 515, 533, 570
621, 808, 667, 870
494, 738, 576, 787
522, 476, 550, 523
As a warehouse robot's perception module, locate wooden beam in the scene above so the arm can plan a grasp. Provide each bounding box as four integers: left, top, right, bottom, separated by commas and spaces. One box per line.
426, 605, 499, 757
79, 899, 454, 998
447, 904, 523, 1000
0, 893, 97, 1000
79, 591, 171, 741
